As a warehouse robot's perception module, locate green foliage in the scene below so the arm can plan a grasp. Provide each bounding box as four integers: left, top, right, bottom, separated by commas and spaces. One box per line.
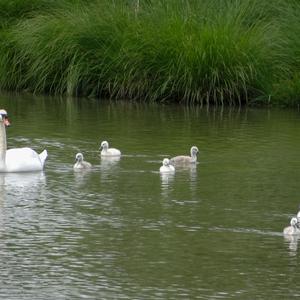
272, 74, 300, 106
1, 0, 300, 105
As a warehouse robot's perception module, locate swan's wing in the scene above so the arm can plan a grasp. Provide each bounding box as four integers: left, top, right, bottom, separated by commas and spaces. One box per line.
6, 147, 45, 172
39, 149, 48, 167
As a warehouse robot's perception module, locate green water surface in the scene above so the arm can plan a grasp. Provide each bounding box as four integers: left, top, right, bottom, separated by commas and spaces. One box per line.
0, 93, 299, 299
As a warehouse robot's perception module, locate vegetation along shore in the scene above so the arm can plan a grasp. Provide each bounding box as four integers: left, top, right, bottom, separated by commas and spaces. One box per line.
1, 0, 300, 106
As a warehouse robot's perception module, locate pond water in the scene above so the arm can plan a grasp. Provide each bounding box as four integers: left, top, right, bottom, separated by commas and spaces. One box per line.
0, 93, 300, 299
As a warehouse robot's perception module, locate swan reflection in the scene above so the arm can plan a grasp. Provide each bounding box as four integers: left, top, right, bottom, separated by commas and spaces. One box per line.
100, 156, 121, 165
99, 156, 121, 182
0, 172, 46, 235
0, 171, 46, 188
100, 156, 121, 172
189, 164, 198, 180
0, 172, 46, 204
160, 172, 175, 197
284, 234, 300, 256
73, 168, 92, 186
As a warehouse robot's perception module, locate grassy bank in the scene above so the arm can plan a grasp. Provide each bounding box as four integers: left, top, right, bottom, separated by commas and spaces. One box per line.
0, 0, 300, 105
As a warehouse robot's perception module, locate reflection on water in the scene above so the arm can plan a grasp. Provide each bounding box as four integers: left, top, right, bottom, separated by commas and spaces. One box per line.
0, 172, 46, 188
73, 168, 93, 187
100, 156, 121, 183
1, 94, 300, 298
189, 163, 198, 179
160, 172, 175, 186
0, 172, 46, 205
100, 156, 121, 169
0, 171, 46, 240
284, 234, 300, 256
160, 172, 175, 197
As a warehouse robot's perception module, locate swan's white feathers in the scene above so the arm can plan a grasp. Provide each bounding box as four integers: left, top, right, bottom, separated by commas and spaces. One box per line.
5, 147, 47, 172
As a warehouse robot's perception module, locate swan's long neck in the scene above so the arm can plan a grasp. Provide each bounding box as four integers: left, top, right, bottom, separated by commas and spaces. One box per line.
0, 120, 7, 170
190, 151, 197, 162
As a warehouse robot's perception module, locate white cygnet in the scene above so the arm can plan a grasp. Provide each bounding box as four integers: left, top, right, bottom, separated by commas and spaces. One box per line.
73, 153, 92, 170
160, 158, 175, 174
100, 141, 121, 157
283, 217, 300, 236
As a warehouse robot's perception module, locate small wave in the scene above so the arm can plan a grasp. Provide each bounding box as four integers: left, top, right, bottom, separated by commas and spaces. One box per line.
210, 226, 282, 237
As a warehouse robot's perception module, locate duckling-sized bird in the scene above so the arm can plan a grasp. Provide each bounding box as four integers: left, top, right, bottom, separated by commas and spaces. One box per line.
100, 140, 121, 157
160, 158, 175, 174
170, 146, 199, 165
283, 217, 300, 236
73, 153, 92, 170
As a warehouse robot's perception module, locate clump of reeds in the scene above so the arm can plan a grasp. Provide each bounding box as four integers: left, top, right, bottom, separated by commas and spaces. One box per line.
0, 0, 300, 105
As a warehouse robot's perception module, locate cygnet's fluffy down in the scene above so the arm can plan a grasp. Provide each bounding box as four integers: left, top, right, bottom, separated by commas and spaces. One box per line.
73, 153, 92, 170
160, 158, 175, 173
100, 141, 121, 157
283, 217, 300, 235
170, 146, 199, 165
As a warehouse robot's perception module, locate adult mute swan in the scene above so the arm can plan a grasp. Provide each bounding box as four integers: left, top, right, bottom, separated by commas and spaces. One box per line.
160, 158, 175, 174
283, 217, 300, 236
0, 109, 47, 172
170, 146, 199, 165
100, 140, 121, 157
73, 153, 92, 170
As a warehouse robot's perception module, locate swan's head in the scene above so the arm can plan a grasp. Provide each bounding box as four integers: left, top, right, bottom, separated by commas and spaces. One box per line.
0, 109, 10, 126
191, 146, 199, 155
75, 153, 84, 162
100, 141, 109, 150
291, 217, 298, 227
162, 158, 170, 166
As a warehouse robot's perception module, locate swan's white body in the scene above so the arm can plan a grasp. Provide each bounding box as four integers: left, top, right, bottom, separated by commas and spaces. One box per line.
160, 158, 175, 174
100, 141, 121, 157
170, 146, 199, 165
73, 153, 92, 170
283, 217, 300, 236
0, 110, 47, 172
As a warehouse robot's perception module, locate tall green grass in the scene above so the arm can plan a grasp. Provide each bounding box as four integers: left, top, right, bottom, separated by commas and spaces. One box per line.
0, 0, 300, 105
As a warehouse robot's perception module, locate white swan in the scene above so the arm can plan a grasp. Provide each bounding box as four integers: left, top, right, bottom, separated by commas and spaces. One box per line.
170, 146, 199, 165
73, 153, 92, 170
100, 140, 121, 157
0, 109, 47, 172
283, 217, 300, 236
160, 158, 175, 174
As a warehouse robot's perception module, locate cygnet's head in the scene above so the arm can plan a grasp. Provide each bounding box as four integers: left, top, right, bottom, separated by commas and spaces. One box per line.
100, 141, 109, 150
162, 158, 170, 166
291, 217, 298, 227
191, 146, 199, 155
75, 153, 84, 162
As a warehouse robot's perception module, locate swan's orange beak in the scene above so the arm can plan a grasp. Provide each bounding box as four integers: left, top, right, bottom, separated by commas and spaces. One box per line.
4, 117, 10, 127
